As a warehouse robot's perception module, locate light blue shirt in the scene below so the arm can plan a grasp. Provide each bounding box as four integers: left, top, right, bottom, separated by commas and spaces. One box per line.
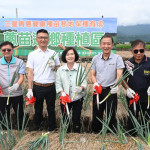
56, 63, 87, 101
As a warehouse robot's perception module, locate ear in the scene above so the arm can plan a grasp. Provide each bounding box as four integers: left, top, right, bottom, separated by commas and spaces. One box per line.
130, 49, 133, 55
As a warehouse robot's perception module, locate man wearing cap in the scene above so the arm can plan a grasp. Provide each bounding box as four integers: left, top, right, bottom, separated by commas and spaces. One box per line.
91, 34, 125, 133
26, 29, 60, 131
0, 41, 25, 129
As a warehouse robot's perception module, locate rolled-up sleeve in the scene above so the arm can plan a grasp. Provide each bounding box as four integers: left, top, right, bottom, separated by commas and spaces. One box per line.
56, 68, 63, 93
117, 55, 125, 69
54, 53, 60, 66
26, 53, 34, 69
18, 60, 25, 74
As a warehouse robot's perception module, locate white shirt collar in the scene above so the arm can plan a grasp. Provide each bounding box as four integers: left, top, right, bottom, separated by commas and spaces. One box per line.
37, 47, 49, 53
62, 62, 78, 71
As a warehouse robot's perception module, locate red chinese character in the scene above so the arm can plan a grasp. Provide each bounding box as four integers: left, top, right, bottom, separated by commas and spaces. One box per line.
40, 21, 46, 27
12, 21, 18, 27
83, 20, 88, 27
90, 21, 96, 27
68, 21, 74, 27
19, 21, 24, 27
47, 21, 53, 27
61, 21, 67, 27
26, 21, 32, 27
75, 20, 81, 27
4, 21, 11, 27
54, 21, 59, 27
33, 21, 39, 27
97, 20, 103, 27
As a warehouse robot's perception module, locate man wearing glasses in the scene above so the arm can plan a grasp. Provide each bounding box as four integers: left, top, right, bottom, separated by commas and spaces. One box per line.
0, 41, 25, 129
26, 29, 60, 131
91, 35, 125, 133
123, 39, 150, 136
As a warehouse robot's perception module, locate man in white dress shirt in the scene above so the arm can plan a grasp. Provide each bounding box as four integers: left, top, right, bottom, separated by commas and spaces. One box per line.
26, 29, 60, 131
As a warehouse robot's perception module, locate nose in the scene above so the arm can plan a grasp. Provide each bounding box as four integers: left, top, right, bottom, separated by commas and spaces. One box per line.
137, 51, 141, 54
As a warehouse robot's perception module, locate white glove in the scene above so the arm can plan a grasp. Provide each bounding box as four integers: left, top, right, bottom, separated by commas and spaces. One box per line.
61, 92, 66, 97
26, 89, 33, 99
48, 59, 55, 70
127, 88, 135, 98
110, 85, 118, 94
147, 86, 150, 96
93, 82, 99, 90
8, 83, 19, 93
73, 86, 82, 93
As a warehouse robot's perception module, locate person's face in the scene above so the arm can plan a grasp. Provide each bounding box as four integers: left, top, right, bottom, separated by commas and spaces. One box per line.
36, 32, 49, 48
100, 37, 114, 55
1, 44, 13, 59
131, 43, 145, 62
66, 49, 75, 63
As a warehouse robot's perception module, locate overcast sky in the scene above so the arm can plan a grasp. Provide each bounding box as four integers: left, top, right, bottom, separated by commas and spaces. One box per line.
0, 0, 150, 26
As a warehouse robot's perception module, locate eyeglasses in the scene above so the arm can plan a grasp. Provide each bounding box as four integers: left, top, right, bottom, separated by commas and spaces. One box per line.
133, 49, 144, 54
1, 49, 12, 52
37, 36, 49, 40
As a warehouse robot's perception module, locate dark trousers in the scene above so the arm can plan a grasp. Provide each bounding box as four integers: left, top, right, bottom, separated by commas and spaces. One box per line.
60, 98, 83, 133
33, 84, 56, 130
0, 95, 24, 129
127, 99, 150, 134
92, 88, 117, 133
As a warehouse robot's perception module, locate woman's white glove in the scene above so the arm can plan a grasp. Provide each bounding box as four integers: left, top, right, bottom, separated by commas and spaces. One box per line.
127, 88, 135, 98
26, 89, 33, 99
8, 83, 19, 93
110, 85, 118, 94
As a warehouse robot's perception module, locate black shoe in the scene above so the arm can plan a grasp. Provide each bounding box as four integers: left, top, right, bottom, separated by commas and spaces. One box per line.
73, 125, 80, 133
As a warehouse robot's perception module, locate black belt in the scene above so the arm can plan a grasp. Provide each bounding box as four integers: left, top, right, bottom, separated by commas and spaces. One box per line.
102, 86, 113, 89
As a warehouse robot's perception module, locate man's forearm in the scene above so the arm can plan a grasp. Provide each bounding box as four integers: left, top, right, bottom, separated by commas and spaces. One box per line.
28, 68, 33, 89
17, 74, 24, 85
91, 70, 97, 84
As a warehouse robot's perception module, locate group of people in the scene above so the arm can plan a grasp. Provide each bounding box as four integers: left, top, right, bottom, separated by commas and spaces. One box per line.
0, 29, 150, 135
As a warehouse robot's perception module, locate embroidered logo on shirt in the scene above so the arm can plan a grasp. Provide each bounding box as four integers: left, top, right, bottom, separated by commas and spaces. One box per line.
109, 63, 115, 65
144, 70, 150, 75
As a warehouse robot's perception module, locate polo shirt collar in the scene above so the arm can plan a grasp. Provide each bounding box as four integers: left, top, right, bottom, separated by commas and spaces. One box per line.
1, 56, 16, 65
62, 62, 78, 71
37, 47, 49, 53
100, 52, 113, 60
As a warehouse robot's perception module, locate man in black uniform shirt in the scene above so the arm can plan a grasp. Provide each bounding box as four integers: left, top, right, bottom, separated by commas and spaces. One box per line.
123, 39, 150, 135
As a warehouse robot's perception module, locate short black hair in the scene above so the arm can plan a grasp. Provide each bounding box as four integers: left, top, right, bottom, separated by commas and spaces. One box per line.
100, 34, 114, 44
61, 47, 79, 63
0, 41, 14, 49
131, 39, 145, 48
36, 29, 49, 35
